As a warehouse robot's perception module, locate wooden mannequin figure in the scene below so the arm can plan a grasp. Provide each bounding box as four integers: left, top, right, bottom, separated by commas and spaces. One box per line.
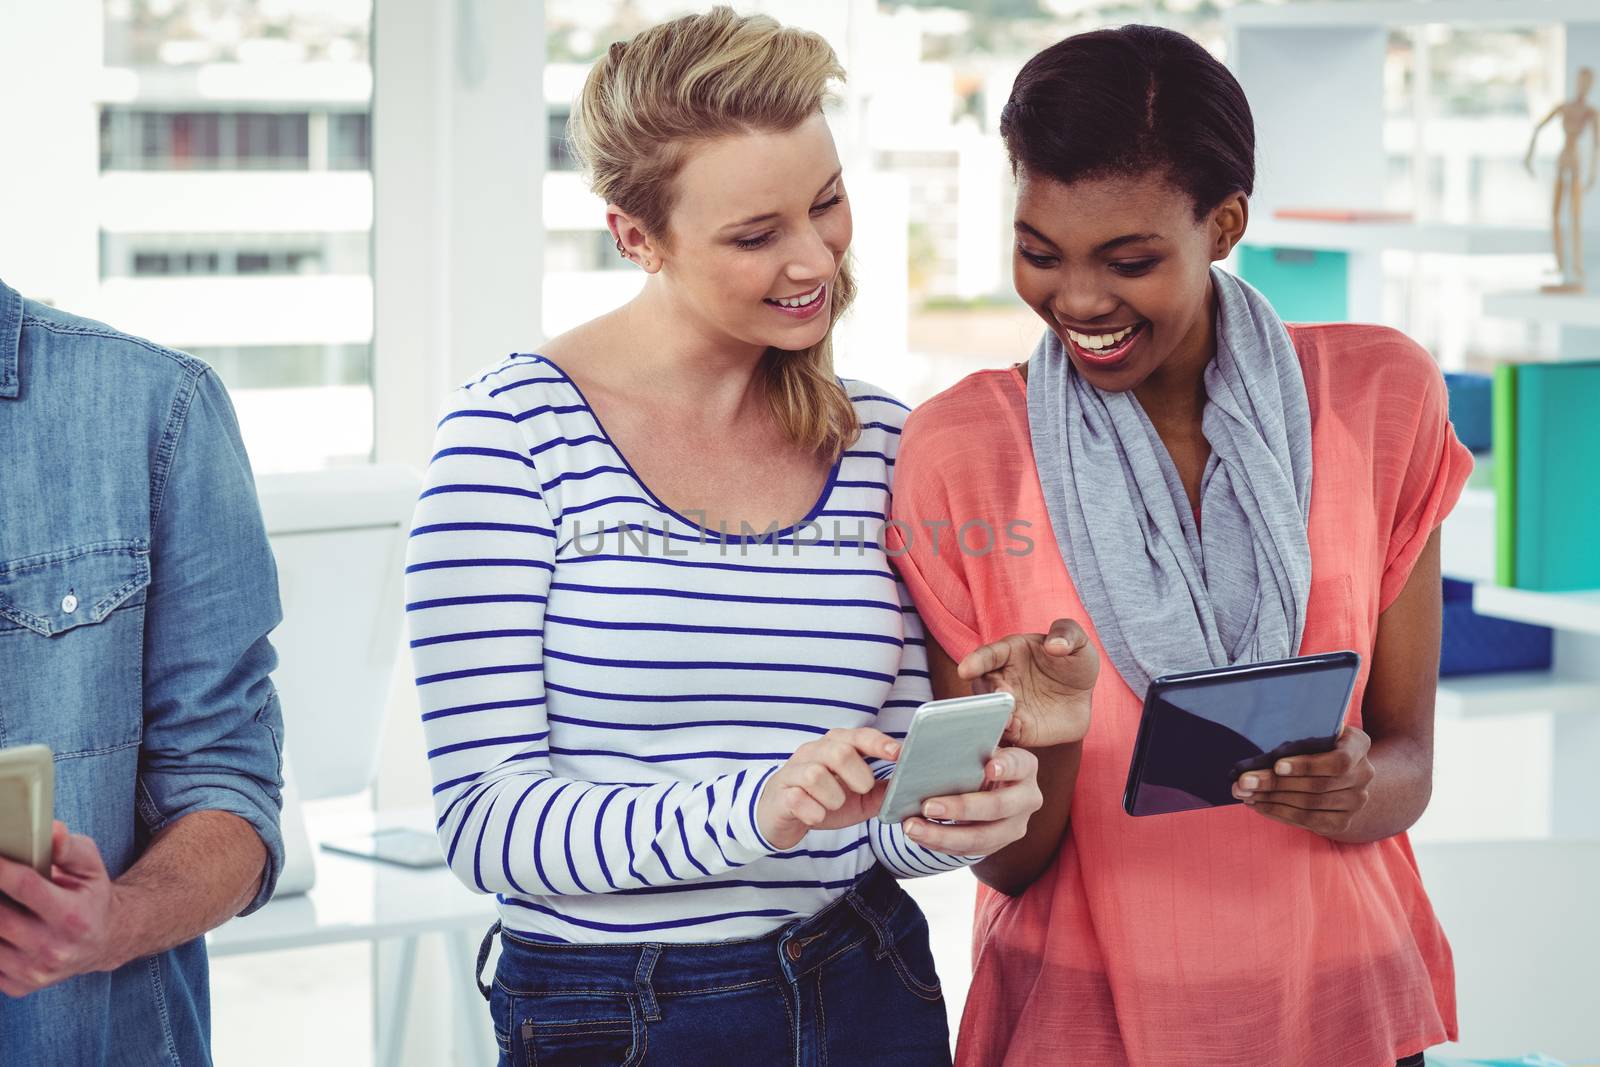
1525, 66, 1598, 293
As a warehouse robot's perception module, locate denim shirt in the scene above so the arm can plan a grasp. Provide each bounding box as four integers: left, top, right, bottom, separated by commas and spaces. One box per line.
0, 277, 284, 1066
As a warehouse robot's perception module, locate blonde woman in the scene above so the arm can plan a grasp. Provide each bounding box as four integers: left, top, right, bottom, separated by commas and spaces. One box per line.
405, 9, 1089, 1065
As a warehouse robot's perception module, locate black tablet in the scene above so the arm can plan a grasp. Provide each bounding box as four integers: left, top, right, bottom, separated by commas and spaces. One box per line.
1122, 651, 1361, 817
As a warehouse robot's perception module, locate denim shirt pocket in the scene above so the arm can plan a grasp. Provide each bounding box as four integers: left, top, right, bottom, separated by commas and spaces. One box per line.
0, 540, 151, 756
0, 540, 151, 636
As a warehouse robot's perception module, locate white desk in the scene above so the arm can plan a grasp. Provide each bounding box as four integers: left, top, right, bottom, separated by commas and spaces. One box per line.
208, 810, 498, 1067
207, 826, 1600, 1064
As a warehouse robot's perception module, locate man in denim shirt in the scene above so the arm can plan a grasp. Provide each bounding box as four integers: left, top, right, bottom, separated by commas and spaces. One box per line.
0, 276, 285, 1065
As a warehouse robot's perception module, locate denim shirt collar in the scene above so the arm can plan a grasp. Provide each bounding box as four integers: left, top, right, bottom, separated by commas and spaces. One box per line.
0, 277, 20, 399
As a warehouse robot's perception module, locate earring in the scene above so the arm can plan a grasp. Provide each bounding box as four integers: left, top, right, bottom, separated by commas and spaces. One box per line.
615, 238, 626, 258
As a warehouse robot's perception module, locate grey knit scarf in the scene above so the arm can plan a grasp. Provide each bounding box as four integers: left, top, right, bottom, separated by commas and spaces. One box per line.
1026, 267, 1313, 696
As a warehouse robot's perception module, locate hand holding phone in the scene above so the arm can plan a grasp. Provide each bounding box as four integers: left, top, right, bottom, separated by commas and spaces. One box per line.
755, 727, 904, 851
878, 693, 1014, 824
754, 696, 1044, 856
878, 693, 1045, 858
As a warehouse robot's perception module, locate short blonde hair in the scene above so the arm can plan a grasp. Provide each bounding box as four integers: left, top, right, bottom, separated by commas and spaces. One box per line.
569, 6, 860, 461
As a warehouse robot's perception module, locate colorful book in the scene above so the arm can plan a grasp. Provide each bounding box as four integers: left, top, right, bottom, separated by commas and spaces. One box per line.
1444, 372, 1493, 452
1513, 360, 1600, 591
1493, 363, 1517, 587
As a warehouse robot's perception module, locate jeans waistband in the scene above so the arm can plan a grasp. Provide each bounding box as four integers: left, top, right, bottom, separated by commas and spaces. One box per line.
488, 865, 916, 1002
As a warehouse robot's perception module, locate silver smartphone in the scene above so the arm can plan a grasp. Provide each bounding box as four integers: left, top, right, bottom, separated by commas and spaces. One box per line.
0, 744, 54, 876
877, 692, 1015, 825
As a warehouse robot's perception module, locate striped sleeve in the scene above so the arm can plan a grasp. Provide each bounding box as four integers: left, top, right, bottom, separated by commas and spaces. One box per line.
864, 581, 979, 878
406, 386, 783, 897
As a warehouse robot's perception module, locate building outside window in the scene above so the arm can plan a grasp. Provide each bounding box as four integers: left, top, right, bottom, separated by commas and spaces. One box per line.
87, 0, 376, 473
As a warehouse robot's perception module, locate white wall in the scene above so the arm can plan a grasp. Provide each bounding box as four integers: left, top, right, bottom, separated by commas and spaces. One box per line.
0, 0, 101, 310
371, 4, 546, 1062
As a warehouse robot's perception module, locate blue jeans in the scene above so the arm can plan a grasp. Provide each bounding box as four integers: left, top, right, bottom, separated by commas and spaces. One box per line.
481, 865, 952, 1066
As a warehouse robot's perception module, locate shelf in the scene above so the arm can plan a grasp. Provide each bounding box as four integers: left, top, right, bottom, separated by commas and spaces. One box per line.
1480, 291, 1600, 329
1228, 0, 1600, 30
1243, 219, 1557, 257
1447, 493, 1600, 636
1436, 671, 1600, 718
1473, 585, 1600, 636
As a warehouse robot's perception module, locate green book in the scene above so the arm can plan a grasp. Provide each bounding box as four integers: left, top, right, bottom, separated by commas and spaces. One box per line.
1514, 360, 1600, 591
1493, 363, 1517, 587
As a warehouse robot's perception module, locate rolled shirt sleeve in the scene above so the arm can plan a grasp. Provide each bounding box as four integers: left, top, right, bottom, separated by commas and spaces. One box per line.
1378, 353, 1474, 612
138, 368, 285, 915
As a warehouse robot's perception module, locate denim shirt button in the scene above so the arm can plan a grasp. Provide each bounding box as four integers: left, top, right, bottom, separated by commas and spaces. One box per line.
61, 593, 79, 614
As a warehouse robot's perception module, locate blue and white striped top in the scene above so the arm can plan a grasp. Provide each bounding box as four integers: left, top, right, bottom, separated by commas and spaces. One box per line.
405, 354, 972, 944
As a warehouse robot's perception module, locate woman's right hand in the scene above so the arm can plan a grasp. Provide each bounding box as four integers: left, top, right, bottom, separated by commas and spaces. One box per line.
957, 618, 1098, 749
755, 727, 901, 851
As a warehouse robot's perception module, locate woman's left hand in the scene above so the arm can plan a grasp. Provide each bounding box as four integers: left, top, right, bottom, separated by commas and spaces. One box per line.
1232, 725, 1375, 837
899, 745, 1042, 856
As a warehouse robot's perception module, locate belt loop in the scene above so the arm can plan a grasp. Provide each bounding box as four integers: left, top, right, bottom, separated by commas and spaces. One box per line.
845, 879, 894, 959
634, 944, 662, 1022
475, 920, 503, 1001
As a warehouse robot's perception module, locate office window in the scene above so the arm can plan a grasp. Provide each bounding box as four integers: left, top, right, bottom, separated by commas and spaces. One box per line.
330, 112, 371, 170
187, 343, 373, 390
92, 2, 375, 473
100, 109, 372, 172
235, 251, 273, 274
548, 109, 579, 171
102, 233, 367, 279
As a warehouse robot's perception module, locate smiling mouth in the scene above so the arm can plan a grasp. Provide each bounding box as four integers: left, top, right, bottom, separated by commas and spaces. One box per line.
765, 284, 825, 310
1061, 321, 1147, 364
1063, 323, 1139, 349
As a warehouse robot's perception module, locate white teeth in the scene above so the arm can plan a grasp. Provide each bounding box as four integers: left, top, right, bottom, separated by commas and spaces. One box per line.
1067, 325, 1137, 350
772, 285, 823, 309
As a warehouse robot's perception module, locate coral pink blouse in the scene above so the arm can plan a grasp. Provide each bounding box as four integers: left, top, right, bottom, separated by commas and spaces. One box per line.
890, 324, 1472, 1067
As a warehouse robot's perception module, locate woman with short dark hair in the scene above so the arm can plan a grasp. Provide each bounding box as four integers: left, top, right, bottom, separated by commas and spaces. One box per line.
891, 25, 1465, 1067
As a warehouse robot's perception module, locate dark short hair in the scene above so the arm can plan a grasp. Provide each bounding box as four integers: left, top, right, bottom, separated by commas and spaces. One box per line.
999, 24, 1255, 219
